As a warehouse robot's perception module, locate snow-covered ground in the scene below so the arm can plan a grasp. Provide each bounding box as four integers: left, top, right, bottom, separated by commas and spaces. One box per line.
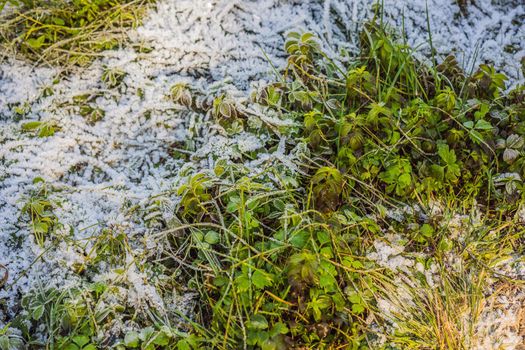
0, 0, 524, 345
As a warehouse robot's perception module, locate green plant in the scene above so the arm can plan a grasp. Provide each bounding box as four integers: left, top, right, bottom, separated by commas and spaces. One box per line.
79, 105, 105, 125
14, 284, 105, 348
310, 166, 345, 212
156, 22, 525, 350
80, 228, 130, 273
21, 120, 58, 137
0, 0, 154, 66
101, 66, 127, 88
20, 177, 59, 246
431, 143, 461, 184
170, 83, 193, 107
379, 158, 413, 196
176, 173, 214, 219
119, 326, 191, 350
0, 325, 24, 350
467, 64, 508, 99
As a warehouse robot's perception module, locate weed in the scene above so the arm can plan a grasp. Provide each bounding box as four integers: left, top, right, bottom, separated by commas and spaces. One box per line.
20, 177, 59, 246
101, 66, 127, 89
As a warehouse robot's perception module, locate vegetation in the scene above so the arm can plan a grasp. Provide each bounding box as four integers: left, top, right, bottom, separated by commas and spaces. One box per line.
3, 4, 525, 350
0, 0, 153, 67
157, 23, 525, 349
20, 177, 59, 247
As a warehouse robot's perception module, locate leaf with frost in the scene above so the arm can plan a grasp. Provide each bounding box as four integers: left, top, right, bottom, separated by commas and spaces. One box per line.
204, 230, 220, 244
494, 173, 522, 194
507, 134, 524, 149
21, 121, 42, 130
32, 304, 44, 320
247, 314, 268, 330
124, 331, 140, 348
503, 148, 520, 163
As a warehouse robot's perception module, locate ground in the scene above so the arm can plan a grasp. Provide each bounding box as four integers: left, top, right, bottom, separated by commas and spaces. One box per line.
0, 0, 524, 349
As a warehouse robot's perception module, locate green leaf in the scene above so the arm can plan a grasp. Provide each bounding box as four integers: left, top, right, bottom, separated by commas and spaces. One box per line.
316, 231, 331, 246
289, 231, 309, 248
33, 222, 49, 234
32, 304, 45, 320
72, 335, 90, 347
269, 322, 289, 337
62, 344, 79, 350
470, 130, 484, 144
474, 119, 492, 130
446, 163, 461, 182
438, 237, 453, 252
21, 121, 42, 130
398, 173, 411, 187
351, 303, 365, 314
319, 272, 337, 290
204, 230, 220, 244
152, 330, 171, 346
52, 17, 66, 25
420, 224, 434, 238
30, 202, 44, 215
463, 121, 474, 129
247, 314, 268, 330
176, 340, 191, 350
38, 124, 55, 137
235, 274, 251, 292
437, 144, 456, 165
213, 275, 228, 287
252, 270, 273, 289
300, 32, 315, 43
33, 177, 45, 184
0, 336, 10, 350
226, 196, 240, 213
429, 164, 444, 181
124, 331, 140, 348
348, 293, 361, 304
26, 35, 46, 49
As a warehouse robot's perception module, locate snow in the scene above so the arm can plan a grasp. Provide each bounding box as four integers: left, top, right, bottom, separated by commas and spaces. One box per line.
367, 235, 415, 273
0, 0, 524, 345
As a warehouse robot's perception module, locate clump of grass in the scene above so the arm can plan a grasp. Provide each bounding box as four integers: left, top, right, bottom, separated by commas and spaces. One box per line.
0, 0, 154, 67
152, 20, 525, 350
